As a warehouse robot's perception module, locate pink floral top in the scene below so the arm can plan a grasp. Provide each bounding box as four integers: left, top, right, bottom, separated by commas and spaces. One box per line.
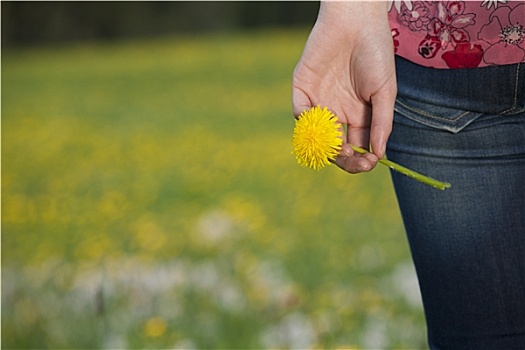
388, 0, 525, 68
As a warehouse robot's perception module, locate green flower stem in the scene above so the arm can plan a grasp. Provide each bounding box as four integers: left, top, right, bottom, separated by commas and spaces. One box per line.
350, 145, 451, 191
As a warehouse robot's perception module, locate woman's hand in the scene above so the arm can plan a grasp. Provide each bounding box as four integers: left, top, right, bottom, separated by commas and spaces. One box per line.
292, 1, 397, 174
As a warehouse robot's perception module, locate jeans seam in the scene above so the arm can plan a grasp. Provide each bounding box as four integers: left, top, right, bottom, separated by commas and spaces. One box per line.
395, 100, 471, 122
502, 63, 521, 115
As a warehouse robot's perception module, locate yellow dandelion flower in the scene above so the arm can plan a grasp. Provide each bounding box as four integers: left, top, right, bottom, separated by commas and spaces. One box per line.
292, 107, 451, 189
144, 317, 167, 338
292, 106, 343, 170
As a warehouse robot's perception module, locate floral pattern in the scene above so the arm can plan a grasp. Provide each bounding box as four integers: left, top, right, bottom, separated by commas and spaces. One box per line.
441, 42, 484, 68
428, 2, 476, 50
392, 28, 401, 53
481, 0, 508, 10
388, 0, 525, 68
477, 3, 525, 65
398, 2, 431, 31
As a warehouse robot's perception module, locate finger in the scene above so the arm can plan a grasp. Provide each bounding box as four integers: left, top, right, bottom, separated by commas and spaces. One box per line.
335, 153, 377, 174
335, 143, 378, 174
369, 80, 396, 159
292, 100, 312, 119
292, 80, 313, 119
346, 104, 372, 149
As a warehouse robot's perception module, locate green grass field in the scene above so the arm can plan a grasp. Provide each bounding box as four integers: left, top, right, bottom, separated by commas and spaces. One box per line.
2, 29, 426, 349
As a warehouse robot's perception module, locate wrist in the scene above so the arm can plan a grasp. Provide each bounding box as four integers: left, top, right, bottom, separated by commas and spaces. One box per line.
318, 1, 389, 25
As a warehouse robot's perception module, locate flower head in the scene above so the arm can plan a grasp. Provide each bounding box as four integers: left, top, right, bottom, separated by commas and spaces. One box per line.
292, 106, 343, 170
478, 3, 525, 65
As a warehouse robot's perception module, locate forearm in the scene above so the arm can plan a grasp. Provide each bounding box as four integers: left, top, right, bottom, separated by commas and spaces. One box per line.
317, 1, 390, 29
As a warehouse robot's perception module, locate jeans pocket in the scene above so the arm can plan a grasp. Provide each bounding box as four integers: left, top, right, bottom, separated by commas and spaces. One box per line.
394, 96, 483, 134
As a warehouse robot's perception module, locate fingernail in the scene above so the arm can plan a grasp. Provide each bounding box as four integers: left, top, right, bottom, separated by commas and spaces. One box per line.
376, 142, 386, 159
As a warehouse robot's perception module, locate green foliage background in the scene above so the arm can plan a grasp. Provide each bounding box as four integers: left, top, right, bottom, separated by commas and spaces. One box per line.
2, 29, 426, 349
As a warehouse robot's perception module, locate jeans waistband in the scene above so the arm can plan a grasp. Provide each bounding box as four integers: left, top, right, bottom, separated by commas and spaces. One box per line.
395, 56, 525, 116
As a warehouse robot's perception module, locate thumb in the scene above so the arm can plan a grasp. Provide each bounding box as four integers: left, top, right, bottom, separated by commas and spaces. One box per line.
369, 82, 396, 159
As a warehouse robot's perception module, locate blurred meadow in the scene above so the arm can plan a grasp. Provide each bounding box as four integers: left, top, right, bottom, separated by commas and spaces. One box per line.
2, 28, 426, 349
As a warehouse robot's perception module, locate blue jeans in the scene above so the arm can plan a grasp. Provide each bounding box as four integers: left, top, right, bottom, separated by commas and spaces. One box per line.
387, 57, 525, 349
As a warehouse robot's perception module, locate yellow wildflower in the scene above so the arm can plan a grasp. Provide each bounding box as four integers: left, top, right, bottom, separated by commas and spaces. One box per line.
144, 317, 167, 338
292, 106, 343, 170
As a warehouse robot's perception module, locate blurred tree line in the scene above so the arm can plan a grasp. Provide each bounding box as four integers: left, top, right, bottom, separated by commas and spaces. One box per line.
2, 1, 320, 47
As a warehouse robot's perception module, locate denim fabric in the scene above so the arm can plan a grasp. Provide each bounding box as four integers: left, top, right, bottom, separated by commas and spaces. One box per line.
387, 57, 525, 349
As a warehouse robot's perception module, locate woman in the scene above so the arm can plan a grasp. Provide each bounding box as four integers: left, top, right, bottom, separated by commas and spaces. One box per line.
292, 1, 525, 348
